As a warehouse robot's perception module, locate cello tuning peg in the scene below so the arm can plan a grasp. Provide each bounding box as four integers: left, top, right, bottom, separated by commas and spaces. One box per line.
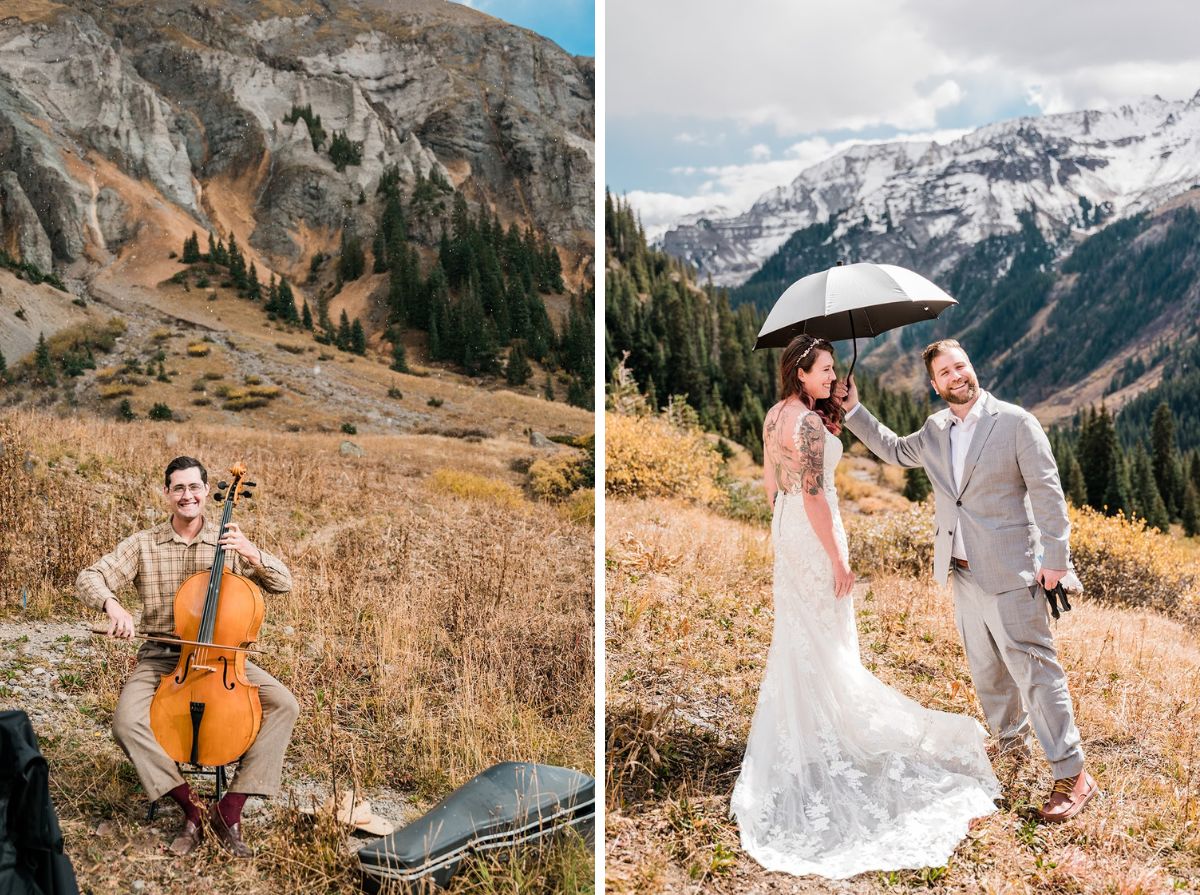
245, 481, 257, 488
214, 491, 226, 502
217, 481, 230, 490
240, 490, 253, 499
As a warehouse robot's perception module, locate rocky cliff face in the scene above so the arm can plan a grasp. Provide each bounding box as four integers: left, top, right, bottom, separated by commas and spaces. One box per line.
0, 0, 594, 278
659, 92, 1200, 289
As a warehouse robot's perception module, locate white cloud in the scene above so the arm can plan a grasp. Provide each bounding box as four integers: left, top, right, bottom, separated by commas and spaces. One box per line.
749, 143, 772, 161
609, 0, 960, 136
609, 0, 1200, 135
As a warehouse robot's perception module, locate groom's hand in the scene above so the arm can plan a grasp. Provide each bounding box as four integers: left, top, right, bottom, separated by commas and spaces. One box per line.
836, 374, 858, 411
1037, 568, 1066, 590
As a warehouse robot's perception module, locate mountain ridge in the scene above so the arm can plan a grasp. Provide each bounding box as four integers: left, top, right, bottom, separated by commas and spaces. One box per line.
659, 90, 1200, 289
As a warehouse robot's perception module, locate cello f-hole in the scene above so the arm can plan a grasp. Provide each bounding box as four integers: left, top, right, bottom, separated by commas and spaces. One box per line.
219, 656, 236, 692
174, 651, 195, 685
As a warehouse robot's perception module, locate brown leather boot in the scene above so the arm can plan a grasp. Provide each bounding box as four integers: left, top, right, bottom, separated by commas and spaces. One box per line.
209, 804, 253, 858
168, 818, 203, 857
1037, 771, 1099, 823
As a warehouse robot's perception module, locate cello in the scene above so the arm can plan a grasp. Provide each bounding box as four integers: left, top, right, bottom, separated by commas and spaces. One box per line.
148, 464, 265, 767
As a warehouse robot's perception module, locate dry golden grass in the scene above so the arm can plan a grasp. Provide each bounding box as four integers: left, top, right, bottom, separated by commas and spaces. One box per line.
0, 409, 593, 894
606, 496, 1200, 894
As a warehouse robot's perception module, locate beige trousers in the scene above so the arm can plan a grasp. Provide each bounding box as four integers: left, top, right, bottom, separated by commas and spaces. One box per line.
952, 565, 1085, 778
112, 645, 300, 803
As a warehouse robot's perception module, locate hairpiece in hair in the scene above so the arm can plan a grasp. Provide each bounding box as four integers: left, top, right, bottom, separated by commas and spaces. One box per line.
796, 339, 817, 364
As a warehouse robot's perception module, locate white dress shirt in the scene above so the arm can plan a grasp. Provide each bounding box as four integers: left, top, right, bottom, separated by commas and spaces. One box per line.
948, 398, 985, 560
844, 396, 984, 560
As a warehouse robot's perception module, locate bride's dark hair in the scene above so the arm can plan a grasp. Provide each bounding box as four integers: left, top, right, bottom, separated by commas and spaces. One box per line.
780, 334, 844, 435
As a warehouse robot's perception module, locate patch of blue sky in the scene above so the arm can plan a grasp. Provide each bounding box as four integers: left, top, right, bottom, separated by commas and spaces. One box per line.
448, 0, 594, 56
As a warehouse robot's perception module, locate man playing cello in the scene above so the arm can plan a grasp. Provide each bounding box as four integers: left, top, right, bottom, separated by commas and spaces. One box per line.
76, 456, 299, 857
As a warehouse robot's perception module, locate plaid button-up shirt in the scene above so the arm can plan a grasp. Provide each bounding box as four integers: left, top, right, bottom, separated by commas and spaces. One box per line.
76, 517, 292, 636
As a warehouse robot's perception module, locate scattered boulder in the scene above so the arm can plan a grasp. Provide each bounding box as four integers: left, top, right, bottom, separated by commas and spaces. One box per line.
339, 441, 364, 457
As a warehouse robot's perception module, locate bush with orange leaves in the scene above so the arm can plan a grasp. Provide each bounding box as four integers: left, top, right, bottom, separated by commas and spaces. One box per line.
1068, 504, 1198, 623
846, 499, 1199, 624
605, 411, 724, 505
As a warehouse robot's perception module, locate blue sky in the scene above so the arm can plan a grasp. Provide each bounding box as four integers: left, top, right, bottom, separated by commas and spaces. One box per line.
450, 0, 594, 56
608, 0, 1200, 236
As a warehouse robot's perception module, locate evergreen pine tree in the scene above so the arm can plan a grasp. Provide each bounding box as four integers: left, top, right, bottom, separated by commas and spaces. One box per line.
207, 232, 217, 262
336, 310, 352, 351
247, 263, 261, 301
566, 375, 589, 409
227, 233, 246, 288
428, 312, 441, 360
1078, 404, 1124, 511
33, 332, 56, 386
266, 274, 278, 315
338, 231, 365, 282
459, 282, 497, 376
1182, 480, 1200, 537
505, 341, 531, 386
351, 318, 367, 355
390, 338, 409, 373
278, 279, 298, 323
903, 467, 931, 502
1062, 445, 1088, 506
543, 372, 555, 401
1151, 402, 1184, 518
373, 229, 388, 273
302, 301, 313, 330
1102, 441, 1132, 517
1130, 443, 1170, 531
182, 231, 200, 263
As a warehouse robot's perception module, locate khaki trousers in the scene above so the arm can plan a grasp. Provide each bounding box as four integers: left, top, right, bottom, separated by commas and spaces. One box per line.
112, 645, 299, 803
952, 565, 1085, 778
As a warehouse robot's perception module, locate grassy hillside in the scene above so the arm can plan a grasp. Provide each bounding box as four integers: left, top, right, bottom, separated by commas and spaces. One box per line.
0, 409, 594, 894
605, 406, 1200, 895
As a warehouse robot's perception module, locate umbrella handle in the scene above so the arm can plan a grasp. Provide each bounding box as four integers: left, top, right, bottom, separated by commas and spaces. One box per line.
846, 312, 858, 381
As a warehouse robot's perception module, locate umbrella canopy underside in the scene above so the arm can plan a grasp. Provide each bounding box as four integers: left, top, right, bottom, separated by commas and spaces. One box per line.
754, 299, 953, 349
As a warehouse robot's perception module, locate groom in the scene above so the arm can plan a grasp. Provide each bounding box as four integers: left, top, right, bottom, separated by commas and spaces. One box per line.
839, 339, 1097, 823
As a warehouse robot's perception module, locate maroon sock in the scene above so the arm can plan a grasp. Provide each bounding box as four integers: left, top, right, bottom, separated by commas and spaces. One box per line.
217, 792, 248, 827
167, 783, 201, 826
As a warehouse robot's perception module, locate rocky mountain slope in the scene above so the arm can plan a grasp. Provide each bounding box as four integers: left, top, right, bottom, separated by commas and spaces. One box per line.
660, 92, 1200, 290
0, 0, 594, 377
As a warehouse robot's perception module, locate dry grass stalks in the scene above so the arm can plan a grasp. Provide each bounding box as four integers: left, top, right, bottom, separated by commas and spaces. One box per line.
606, 496, 1200, 894
0, 409, 593, 894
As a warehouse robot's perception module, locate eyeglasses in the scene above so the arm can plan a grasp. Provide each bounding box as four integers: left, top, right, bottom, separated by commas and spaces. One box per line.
168, 484, 207, 496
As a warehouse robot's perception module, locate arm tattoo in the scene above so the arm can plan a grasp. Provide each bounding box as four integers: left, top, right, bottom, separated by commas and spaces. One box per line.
794, 413, 825, 495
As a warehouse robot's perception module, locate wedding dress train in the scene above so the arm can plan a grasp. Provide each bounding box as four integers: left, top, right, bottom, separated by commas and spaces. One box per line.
731, 410, 999, 878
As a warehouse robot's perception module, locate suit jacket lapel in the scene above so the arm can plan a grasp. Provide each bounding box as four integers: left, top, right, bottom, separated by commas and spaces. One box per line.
957, 393, 998, 497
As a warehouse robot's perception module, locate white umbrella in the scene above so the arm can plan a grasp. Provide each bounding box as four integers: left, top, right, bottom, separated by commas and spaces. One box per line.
754, 261, 958, 375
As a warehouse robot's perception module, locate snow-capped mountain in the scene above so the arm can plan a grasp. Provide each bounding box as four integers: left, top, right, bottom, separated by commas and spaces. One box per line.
658, 91, 1200, 288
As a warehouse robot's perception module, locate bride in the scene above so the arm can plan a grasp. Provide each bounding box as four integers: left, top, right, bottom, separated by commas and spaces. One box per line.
730, 334, 1000, 878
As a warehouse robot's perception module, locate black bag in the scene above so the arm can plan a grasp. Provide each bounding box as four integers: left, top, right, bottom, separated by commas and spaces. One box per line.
358, 762, 594, 891
0, 710, 79, 895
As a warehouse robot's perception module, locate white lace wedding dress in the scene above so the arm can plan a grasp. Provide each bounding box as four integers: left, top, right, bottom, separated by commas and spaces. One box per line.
731, 405, 999, 879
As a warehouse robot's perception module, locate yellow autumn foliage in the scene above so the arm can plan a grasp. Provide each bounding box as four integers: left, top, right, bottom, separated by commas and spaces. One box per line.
1068, 504, 1199, 622
847, 499, 1199, 623
605, 411, 723, 504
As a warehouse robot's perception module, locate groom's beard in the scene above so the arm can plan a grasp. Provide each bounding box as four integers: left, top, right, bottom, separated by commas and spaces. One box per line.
937, 376, 979, 405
